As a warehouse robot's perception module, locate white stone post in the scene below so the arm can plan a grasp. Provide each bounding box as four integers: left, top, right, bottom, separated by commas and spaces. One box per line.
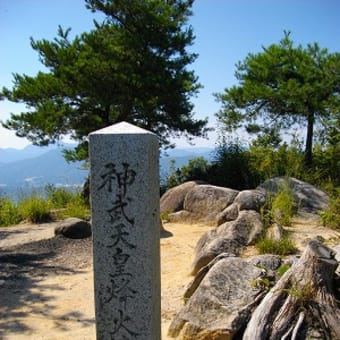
89, 122, 160, 339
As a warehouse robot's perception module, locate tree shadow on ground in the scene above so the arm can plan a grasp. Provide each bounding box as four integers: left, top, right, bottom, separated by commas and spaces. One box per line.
0, 228, 31, 242
0, 237, 94, 337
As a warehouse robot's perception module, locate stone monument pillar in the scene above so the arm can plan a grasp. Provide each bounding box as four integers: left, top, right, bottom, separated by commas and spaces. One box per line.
89, 122, 160, 339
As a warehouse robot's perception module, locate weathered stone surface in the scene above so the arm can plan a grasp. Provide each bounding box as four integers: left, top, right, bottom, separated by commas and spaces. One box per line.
54, 218, 92, 239
191, 229, 240, 275
333, 244, 340, 275
233, 188, 266, 212
191, 210, 264, 275
213, 210, 263, 247
160, 181, 203, 214
168, 210, 193, 223
230, 210, 264, 245
169, 254, 281, 339
183, 185, 239, 222
333, 244, 340, 260
215, 202, 239, 226
215, 189, 266, 226
89, 122, 160, 340
266, 222, 284, 241
186, 254, 281, 301
258, 176, 330, 215
164, 184, 267, 224
247, 254, 282, 272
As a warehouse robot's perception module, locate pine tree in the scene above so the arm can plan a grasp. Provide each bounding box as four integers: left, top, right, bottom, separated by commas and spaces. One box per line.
2, 0, 208, 161
216, 32, 340, 166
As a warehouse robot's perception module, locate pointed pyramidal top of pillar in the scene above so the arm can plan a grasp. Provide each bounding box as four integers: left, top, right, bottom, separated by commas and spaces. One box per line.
89, 121, 156, 136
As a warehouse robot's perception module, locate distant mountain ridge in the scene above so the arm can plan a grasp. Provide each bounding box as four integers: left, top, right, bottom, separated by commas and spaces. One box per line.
0, 143, 73, 163
0, 144, 85, 199
0, 144, 215, 199
0, 150, 86, 186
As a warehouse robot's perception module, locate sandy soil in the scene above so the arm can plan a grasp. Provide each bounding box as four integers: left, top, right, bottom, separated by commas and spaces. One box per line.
0, 221, 214, 339
287, 217, 340, 250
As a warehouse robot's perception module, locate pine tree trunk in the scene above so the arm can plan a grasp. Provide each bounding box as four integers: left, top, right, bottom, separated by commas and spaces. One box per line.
304, 112, 314, 167
243, 240, 339, 339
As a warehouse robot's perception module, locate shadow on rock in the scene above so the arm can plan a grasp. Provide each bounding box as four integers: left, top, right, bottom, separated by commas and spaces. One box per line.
161, 229, 173, 238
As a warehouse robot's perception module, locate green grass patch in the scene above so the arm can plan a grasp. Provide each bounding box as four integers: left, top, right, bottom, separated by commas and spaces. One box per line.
256, 237, 297, 256
55, 194, 90, 220
277, 263, 292, 277
260, 192, 274, 229
271, 184, 295, 226
18, 194, 51, 223
0, 197, 22, 226
319, 195, 340, 229
283, 282, 314, 309
45, 184, 75, 208
0, 187, 90, 225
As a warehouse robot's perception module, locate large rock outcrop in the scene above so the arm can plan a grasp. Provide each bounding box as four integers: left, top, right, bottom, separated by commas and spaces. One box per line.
183, 185, 239, 223
169, 254, 281, 339
258, 177, 329, 215
160, 181, 203, 214
162, 177, 330, 224
162, 183, 239, 224
169, 241, 340, 339
234, 188, 267, 212
216, 188, 266, 226
191, 210, 264, 275
166, 178, 337, 339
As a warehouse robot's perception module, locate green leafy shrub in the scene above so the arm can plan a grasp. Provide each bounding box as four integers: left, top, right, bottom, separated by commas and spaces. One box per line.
260, 192, 274, 229
260, 185, 294, 230
56, 194, 90, 220
161, 136, 338, 194
0, 197, 22, 226
165, 157, 211, 190
311, 143, 340, 188
319, 194, 340, 229
180, 157, 210, 182
165, 159, 183, 189
18, 195, 51, 223
45, 184, 74, 208
256, 237, 297, 255
248, 143, 304, 185
208, 139, 257, 190
271, 184, 295, 226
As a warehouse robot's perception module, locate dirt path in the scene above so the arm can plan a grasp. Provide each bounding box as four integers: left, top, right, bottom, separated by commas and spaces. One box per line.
1, 218, 338, 339
0, 221, 213, 339
286, 216, 340, 250
0, 222, 58, 248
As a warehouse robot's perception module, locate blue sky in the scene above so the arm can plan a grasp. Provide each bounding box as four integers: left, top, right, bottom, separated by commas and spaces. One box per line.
1, 0, 339, 149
